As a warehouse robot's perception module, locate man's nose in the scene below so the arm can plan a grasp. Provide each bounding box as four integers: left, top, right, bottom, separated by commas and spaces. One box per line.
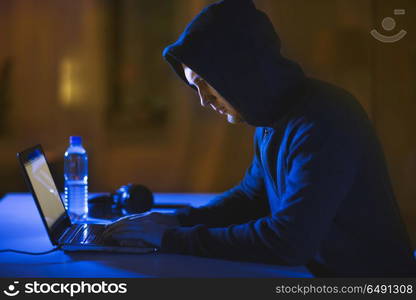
200, 97, 209, 107
198, 90, 209, 107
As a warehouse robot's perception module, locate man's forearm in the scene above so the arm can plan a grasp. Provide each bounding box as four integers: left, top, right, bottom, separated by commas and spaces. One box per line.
174, 185, 269, 228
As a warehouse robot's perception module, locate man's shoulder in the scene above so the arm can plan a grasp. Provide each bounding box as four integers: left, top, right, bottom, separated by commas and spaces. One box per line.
303, 78, 368, 119
282, 78, 370, 133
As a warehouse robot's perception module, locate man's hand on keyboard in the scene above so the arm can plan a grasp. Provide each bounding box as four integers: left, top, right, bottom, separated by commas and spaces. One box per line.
102, 212, 180, 248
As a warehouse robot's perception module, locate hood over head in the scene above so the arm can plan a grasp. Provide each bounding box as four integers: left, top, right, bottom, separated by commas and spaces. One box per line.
163, 0, 306, 127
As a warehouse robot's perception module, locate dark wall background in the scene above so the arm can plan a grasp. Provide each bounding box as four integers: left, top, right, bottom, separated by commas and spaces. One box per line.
0, 0, 415, 246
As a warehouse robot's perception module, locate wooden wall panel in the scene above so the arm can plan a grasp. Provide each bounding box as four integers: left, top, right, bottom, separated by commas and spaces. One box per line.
371, 0, 416, 244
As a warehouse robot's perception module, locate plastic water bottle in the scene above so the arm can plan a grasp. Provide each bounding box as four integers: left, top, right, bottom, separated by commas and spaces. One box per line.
64, 136, 88, 222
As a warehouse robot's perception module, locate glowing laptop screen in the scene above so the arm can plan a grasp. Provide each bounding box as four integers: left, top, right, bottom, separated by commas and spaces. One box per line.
23, 149, 66, 228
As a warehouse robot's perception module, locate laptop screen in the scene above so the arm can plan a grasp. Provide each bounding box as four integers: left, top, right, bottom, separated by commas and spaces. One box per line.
23, 148, 66, 229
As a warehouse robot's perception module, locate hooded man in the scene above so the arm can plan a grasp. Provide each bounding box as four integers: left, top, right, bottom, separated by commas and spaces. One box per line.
103, 0, 416, 277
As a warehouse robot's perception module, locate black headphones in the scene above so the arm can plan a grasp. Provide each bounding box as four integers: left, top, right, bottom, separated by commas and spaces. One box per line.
88, 184, 154, 219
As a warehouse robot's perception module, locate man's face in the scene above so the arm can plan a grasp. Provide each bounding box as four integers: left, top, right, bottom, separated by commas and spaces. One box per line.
182, 64, 243, 124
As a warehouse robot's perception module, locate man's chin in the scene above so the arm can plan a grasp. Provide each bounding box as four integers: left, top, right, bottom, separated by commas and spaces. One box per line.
226, 114, 244, 124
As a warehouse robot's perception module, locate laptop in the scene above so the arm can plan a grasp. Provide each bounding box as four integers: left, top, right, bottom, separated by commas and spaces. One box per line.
17, 144, 156, 254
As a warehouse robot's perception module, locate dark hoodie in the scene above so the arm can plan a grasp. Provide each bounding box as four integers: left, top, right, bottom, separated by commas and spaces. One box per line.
161, 0, 416, 277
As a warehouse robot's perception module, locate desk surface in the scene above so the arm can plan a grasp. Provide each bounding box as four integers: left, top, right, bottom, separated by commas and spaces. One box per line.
0, 193, 312, 278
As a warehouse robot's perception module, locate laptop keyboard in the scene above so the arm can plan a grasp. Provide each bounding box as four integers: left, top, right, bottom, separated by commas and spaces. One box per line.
64, 224, 106, 245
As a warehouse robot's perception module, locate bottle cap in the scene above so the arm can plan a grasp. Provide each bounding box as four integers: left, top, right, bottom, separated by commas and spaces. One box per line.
70, 136, 82, 146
